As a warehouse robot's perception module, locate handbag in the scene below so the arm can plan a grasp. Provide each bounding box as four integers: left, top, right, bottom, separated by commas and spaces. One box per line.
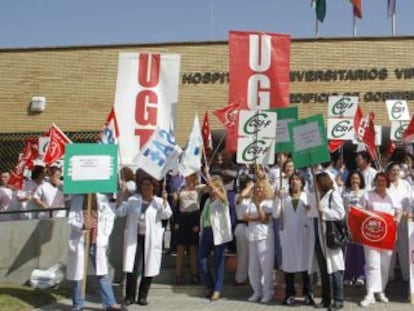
325, 192, 349, 249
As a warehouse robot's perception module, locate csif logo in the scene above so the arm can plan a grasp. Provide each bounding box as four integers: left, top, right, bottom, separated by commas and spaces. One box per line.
331, 120, 353, 139
394, 124, 407, 140
391, 101, 406, 120
332, 97, 354, 116
243, 112, 272, 135
242, 140, 270, 162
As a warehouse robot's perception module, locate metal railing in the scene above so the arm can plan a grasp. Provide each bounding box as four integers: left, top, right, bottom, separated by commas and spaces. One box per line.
0, 207, 69, 219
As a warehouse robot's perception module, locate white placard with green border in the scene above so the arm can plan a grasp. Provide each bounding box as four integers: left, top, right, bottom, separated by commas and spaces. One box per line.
238, 109, 277, 139
327, 118, 354, 140
386, 100, 410, 121
390, 121, 409, 141
288, 114, 330, 169
64, 143, 118, 194
353, 125, 382, 146
328, 96, 358, 118
236, 137, 275, 165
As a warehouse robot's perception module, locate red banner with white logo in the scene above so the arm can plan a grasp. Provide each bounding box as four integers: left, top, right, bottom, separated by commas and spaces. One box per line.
348, 206, 396, 250
114, 53, 181, 166
43, 124, 72, 166
229, 31, 291, 110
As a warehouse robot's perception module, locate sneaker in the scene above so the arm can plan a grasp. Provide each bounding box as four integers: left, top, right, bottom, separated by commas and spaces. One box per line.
282, 295, 295, 305
210, 291, 221, 301
260, 296, 273, 304
343, 279, 352, 286
354, 278, 365, 286
360, 294, 376, 307
248, 293, 262, 302
376, 292, 389, 303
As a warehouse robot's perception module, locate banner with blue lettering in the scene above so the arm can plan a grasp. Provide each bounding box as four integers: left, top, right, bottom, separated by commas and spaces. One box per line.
133, 127, 182, 180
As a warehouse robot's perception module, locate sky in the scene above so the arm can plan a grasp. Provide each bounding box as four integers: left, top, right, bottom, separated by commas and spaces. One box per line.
0, 0, 414, 48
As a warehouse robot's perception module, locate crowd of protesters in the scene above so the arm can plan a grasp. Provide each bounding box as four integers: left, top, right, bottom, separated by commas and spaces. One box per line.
1, 147, 414, 310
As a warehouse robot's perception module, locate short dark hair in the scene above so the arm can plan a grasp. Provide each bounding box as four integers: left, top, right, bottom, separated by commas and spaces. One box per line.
345, 170, 365, 189
288, 172, 305, 195
374, 172, 390, 188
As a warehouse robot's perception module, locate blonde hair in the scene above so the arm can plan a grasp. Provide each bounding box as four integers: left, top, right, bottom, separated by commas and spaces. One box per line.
210, 175, 227, 199
255, 179, 274, 200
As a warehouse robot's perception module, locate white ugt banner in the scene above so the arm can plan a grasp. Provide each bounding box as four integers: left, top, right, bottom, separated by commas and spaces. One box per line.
114, 52, 181, 166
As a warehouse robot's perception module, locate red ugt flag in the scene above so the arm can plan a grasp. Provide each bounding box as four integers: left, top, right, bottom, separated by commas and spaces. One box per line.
201, 111, 213, 153
403, 114, 414, 143
43, 124, 72, 166
348, 206, 396, 250
229, 31, 291, 110
8, 139, 39, 189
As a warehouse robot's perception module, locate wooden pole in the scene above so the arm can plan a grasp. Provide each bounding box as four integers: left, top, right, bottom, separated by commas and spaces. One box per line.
81, 193, 92, 299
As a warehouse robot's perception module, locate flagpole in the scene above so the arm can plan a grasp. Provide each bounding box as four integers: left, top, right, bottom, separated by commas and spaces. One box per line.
353, 14, 357, 37
392, 13, 396, 36
315, 15, 319, 38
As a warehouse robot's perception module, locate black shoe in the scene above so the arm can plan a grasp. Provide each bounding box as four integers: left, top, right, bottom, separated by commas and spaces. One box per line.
315, 300, 330, 309
106, 305, 125, 311
282, 295, 295, 305
304, 295, 316, 306
123, 298, 134, 306
137, 298, 149, 306
328, 302, 343, 311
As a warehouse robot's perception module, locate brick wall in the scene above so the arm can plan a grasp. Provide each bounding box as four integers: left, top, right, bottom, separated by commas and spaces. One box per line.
0, 37, 413, 146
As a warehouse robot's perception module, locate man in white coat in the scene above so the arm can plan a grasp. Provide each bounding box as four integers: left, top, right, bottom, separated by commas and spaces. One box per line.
66, 193, 123, 311
117, 176, 172, 306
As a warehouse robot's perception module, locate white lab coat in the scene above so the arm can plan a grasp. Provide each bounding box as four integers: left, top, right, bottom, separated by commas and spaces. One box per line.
273, 192, 312, 273
307, 190, 345, 274
66, 193, 115, 281
117, 194, 172, 277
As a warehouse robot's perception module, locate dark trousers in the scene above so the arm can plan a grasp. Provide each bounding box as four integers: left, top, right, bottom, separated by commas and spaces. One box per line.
284, 271, 312, 297
314, 220, 344, 305
125, 235, 153, 301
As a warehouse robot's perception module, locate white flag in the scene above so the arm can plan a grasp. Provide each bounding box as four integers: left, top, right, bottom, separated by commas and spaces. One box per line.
179, 115, 203, 177
134, 127, 182, 181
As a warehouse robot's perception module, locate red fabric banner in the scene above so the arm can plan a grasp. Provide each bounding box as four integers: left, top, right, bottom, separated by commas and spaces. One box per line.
229, 31, 291, 110
213, 103, 240, 153
351, 0, 362, 18
328, 140, 345, 153
348, 206, 396, 250
43, 124, 72, 166
201, 111, 213, 154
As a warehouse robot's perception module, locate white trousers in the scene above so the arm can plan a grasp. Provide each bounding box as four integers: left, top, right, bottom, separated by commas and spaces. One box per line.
364, 246, 392, 293
234, 224, 249, 283
390, 217, 409, 281
248, 237, 274, 299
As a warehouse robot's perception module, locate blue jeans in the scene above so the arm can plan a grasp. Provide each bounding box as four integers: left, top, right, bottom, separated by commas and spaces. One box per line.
72, 243, 117, 309
198, 227, 226, 292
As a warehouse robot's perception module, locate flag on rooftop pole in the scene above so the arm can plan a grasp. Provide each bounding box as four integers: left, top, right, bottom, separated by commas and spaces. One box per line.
350, 0, 362, 37
311, 0, 326, 37
387, 0, 396, 35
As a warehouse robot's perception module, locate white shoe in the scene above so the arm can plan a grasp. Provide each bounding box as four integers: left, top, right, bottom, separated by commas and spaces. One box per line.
248, 293, 262, 302
360, 294, 376, 307
260, 296, 272, 304
377, 292, 389, 303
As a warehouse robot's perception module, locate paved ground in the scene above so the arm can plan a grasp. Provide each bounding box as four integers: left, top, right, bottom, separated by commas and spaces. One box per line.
38, 279, 413, 311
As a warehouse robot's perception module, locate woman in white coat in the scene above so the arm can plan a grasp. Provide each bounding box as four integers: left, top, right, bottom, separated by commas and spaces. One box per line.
273, 172, 314, 306
117, 176, 172, 306
311, 172, 345, 311
66, 193, 123, 311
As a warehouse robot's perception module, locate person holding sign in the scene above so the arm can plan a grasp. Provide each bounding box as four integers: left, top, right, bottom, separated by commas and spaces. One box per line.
312, 172, 345, 311
117, 175, 172, 306
359, 172, 402, 307
66, 193, 123, 311
240, 179, 274, 304
199, 172, 233, 301
273, 172, 314, 306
